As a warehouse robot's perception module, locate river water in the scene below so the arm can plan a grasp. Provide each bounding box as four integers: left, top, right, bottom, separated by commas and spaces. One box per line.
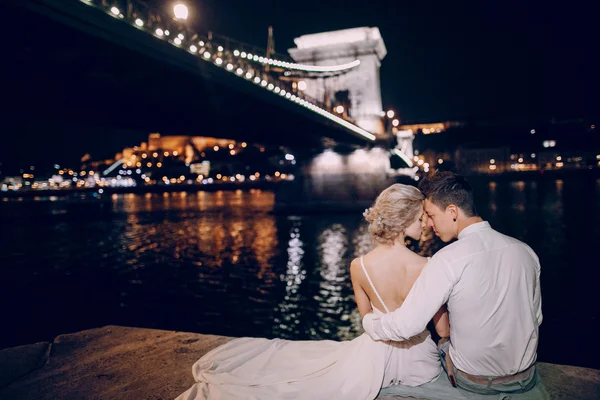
1, 176, 599, 369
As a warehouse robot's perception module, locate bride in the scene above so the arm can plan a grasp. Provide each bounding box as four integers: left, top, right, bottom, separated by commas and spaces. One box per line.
175, 184, 450, 400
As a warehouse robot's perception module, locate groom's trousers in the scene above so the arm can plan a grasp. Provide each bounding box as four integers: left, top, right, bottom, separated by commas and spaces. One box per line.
438, 340, 548, 398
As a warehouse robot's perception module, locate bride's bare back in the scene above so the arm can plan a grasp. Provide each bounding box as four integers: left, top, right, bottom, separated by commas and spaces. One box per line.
351, 244, 450, 338
351, 244, 426, 314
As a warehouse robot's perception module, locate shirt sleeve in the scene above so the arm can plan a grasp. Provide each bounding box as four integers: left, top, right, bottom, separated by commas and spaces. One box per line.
533, 256, 543, 326
524, 245, 543, 327
362, 255, 457, 341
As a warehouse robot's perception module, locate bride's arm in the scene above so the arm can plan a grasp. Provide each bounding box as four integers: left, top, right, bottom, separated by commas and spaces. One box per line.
432, 304, 450, 338
350, 259, 373, 317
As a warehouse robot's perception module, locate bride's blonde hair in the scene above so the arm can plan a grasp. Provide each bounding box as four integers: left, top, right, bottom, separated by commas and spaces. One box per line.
363, 184, 424, 245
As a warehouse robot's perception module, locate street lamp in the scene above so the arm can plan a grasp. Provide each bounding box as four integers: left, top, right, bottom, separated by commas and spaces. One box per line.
173, 3, 189, 20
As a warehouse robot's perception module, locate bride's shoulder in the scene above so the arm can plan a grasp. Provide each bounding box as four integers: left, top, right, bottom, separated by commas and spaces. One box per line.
349, 255, 364, 271
406, 253, 429, 271
349, 257, 366, 283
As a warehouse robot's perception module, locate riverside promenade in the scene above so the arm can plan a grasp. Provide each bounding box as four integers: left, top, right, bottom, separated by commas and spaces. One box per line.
1, 325, 599, 399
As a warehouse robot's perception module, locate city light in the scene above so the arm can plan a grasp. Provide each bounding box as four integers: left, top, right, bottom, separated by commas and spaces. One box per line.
297, 81, 307, 91
392, 119, 399, 127
335, 105, 344, 114
155, 28, 164, 37
135, 19, 144, 27
387, 110, 395, 118
110, 7, 120, 16
173, 4, 189, 20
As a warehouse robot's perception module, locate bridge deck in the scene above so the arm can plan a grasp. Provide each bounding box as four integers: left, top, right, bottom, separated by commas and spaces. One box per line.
4, 0, 379, 147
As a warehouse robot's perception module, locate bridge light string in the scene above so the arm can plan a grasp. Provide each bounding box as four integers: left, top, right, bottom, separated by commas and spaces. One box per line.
392, 148, 414, 168
232, 51, 361, 73
95, 0, 374, 142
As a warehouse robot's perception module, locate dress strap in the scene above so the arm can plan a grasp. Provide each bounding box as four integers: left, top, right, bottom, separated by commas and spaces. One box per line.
360, 256, 390, 313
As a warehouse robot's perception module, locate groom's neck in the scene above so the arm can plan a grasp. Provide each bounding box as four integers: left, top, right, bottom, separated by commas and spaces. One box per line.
456, 216, 484, 238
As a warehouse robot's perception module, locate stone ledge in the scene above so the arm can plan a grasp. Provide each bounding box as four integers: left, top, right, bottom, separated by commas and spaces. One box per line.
0, 325, 598, 399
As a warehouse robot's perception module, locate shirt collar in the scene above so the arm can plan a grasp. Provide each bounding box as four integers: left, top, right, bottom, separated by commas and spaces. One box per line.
458, 221, 490, 240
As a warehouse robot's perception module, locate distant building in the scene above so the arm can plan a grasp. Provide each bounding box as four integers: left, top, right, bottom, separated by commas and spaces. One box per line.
144, 133, 235, 164
454, 146, 511, 174
398, 121, 463, 135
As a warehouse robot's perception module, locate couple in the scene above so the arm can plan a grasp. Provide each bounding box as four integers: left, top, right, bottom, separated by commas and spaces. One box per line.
176, 172, 546, 399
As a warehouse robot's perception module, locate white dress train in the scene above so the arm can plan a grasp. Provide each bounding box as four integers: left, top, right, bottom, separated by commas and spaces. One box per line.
176, 257, 440, 400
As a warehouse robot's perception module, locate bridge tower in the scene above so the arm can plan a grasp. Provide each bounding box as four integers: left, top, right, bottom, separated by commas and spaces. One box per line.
289, 27, 387, 137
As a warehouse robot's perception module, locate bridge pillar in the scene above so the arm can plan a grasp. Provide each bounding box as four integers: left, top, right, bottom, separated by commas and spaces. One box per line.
274, 148, 414, 210
395, 129, 415, 160
288, 27, 387, 136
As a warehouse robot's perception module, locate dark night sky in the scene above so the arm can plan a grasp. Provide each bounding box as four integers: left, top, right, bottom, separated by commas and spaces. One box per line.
0, 0, 597, 169
164, 0, 596, 121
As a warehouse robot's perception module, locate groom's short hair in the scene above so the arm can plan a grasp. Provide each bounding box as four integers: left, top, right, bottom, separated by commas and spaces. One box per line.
419, 171, 478, 217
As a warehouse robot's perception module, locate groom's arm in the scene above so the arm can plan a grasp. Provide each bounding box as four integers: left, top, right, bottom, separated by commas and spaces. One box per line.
363, 256, 457, 341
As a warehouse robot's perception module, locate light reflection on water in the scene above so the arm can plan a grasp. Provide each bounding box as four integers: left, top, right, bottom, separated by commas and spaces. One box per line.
1, 177, 600, 369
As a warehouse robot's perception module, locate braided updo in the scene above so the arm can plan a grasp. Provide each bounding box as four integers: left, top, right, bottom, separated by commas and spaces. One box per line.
363, 184, 424, 245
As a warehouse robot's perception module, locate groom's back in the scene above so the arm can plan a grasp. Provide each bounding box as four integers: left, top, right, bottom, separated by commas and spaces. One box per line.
438, 224, 542, 377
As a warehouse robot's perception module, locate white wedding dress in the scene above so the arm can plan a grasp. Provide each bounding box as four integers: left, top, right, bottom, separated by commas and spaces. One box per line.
175, 257, 441, 400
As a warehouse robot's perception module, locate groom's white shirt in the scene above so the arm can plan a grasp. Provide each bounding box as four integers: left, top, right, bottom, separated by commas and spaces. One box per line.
363, 221, 542, 377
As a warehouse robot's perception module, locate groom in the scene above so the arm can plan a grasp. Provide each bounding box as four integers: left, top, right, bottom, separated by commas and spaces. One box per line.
363, 172, 546, 397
